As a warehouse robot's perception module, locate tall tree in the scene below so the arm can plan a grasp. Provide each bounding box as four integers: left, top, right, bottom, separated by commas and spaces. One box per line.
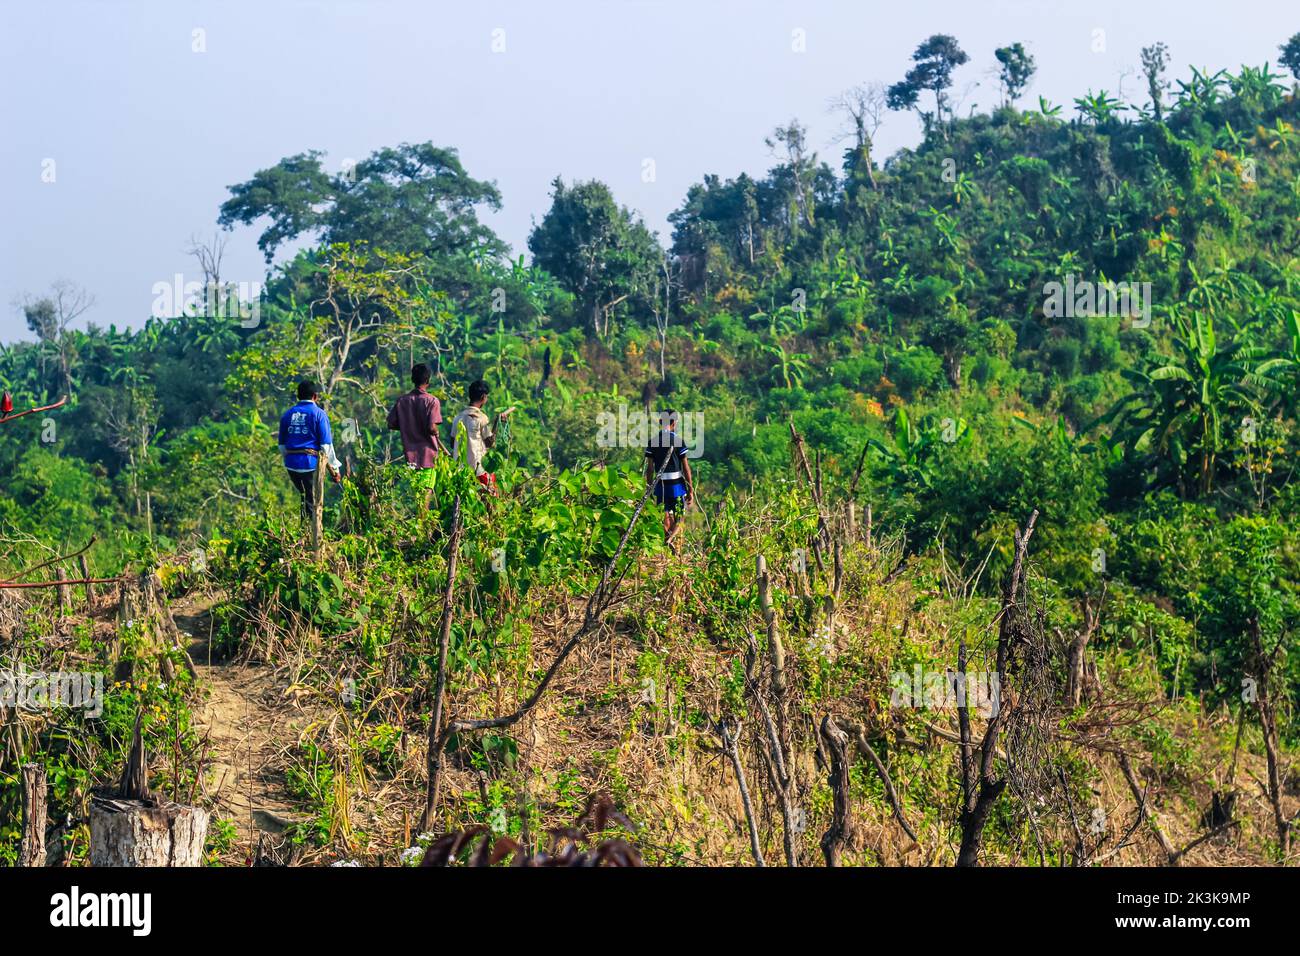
1280, 32, 1300, 79
830, 83, 887, 190
219, 143, 504, 262
765, 120, 820, 231
1141, 42, 1171, 122
528, 178, 661, 339
887, 34, 970, 137
17, 280, 93, 397
994, 42, 1036, 106
669, 173, 762, 271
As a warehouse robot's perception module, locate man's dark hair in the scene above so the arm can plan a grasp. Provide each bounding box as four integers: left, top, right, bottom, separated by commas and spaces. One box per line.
412, 363, 431, 386
468, 379, 489, 402
297, 381, 319, 401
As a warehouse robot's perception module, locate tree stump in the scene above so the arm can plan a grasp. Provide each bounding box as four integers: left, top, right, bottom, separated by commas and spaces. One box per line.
89, 798, 210, 867
114, 573, 148, 682
88, 709, 210, 866
80, 554, 96, 606
819, 715, 854, 867
20, 764, 48, 867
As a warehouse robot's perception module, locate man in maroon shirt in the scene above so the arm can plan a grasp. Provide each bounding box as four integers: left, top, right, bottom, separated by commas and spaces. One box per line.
387, 363, 444, 466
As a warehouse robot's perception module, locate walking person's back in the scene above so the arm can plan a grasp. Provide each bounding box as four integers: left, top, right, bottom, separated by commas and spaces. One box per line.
644, 409, 693, 547
450, 379, 511, 490
387, 363, 444, 467
278, 380, 341, 518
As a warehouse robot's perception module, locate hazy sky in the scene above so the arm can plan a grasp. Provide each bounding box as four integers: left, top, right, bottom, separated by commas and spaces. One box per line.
2, 0, 1295, 342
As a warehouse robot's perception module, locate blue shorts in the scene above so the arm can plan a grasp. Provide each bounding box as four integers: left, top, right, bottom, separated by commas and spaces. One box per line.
654, 479, 688, 514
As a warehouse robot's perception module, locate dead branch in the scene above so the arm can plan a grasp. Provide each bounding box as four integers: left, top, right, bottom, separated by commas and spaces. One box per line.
718, 717, 765, 866
1117, 751, 1177, 861
743, 629, 800, 868
420, 496, 463, 832
1170, 819, 1239, 865
0, 395, 67, 425
842, 719, 919, 842
430, 467, 665, 803
788, 419, 820, 507
956, 508, 1037, 867
1065, 587, 1105, 709
819, 715, 854, 866
0, 577, 123, 590
848, 439, 870, 496
1, 535, 96, 584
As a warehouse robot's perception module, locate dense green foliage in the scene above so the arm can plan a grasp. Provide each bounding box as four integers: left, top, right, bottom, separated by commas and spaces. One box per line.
6, 43, 1300, 703
3, 36, 1300, 865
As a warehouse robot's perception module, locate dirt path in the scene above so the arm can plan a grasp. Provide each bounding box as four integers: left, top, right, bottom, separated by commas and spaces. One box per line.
171, 593, 303, 858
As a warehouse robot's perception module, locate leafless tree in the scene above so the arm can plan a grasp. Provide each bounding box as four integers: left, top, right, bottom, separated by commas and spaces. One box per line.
829, 83, 887, 189
15, 280, 94, 395
104, 386, 161, 535
956, 509, 1038, 867
187, 231, 229, 315
649, 254, 679, 381
187, 231, 228, 289
1249, 617, 1292, 858
765, 120, 817, 230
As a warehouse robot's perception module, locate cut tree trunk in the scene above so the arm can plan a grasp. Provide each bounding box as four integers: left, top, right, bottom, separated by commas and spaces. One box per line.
20, 764, 48, 867
819, 716, 853, 866
89, 798, 210, 867
80, 554, 96, 605
1065, 596, 1101, 709
89, 712, 210, 866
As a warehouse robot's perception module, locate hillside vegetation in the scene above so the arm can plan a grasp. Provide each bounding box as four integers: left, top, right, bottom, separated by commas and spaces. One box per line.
3, 35, 1300, 866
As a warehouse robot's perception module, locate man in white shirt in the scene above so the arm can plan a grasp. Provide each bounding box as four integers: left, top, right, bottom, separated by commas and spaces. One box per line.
451, 379, 511, 490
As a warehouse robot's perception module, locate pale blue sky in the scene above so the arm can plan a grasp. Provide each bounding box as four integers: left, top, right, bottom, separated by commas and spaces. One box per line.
2, 0, 1295, 341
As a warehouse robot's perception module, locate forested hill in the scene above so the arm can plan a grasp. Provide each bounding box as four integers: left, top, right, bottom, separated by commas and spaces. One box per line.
5, 46, 1300, 550
3, 36, 1300, 867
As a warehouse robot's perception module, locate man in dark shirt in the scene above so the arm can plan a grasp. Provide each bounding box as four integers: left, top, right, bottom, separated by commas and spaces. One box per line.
387, 363, 444, 467
644, 409, 694, 545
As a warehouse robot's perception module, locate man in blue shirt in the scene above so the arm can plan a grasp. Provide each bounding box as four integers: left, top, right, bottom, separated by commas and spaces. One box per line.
278, 381, 342, 518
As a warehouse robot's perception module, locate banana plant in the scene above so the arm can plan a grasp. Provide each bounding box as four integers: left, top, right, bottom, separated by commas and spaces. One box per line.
1229, 64, 1285, 111
1215, 121, 1249, 151
759, 341, 810, 389
1256, 117, 1296, 151
1073, 90, 1126, 126
1097, 308, 1265, 496
1254, 308, 1300, 417
1175, 67, 1228, 112
190, 310, 242, 355
868, 406, 968, 491
923, 206, 962, 254
875, 233, 900, 267
951, 171, 980, 206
